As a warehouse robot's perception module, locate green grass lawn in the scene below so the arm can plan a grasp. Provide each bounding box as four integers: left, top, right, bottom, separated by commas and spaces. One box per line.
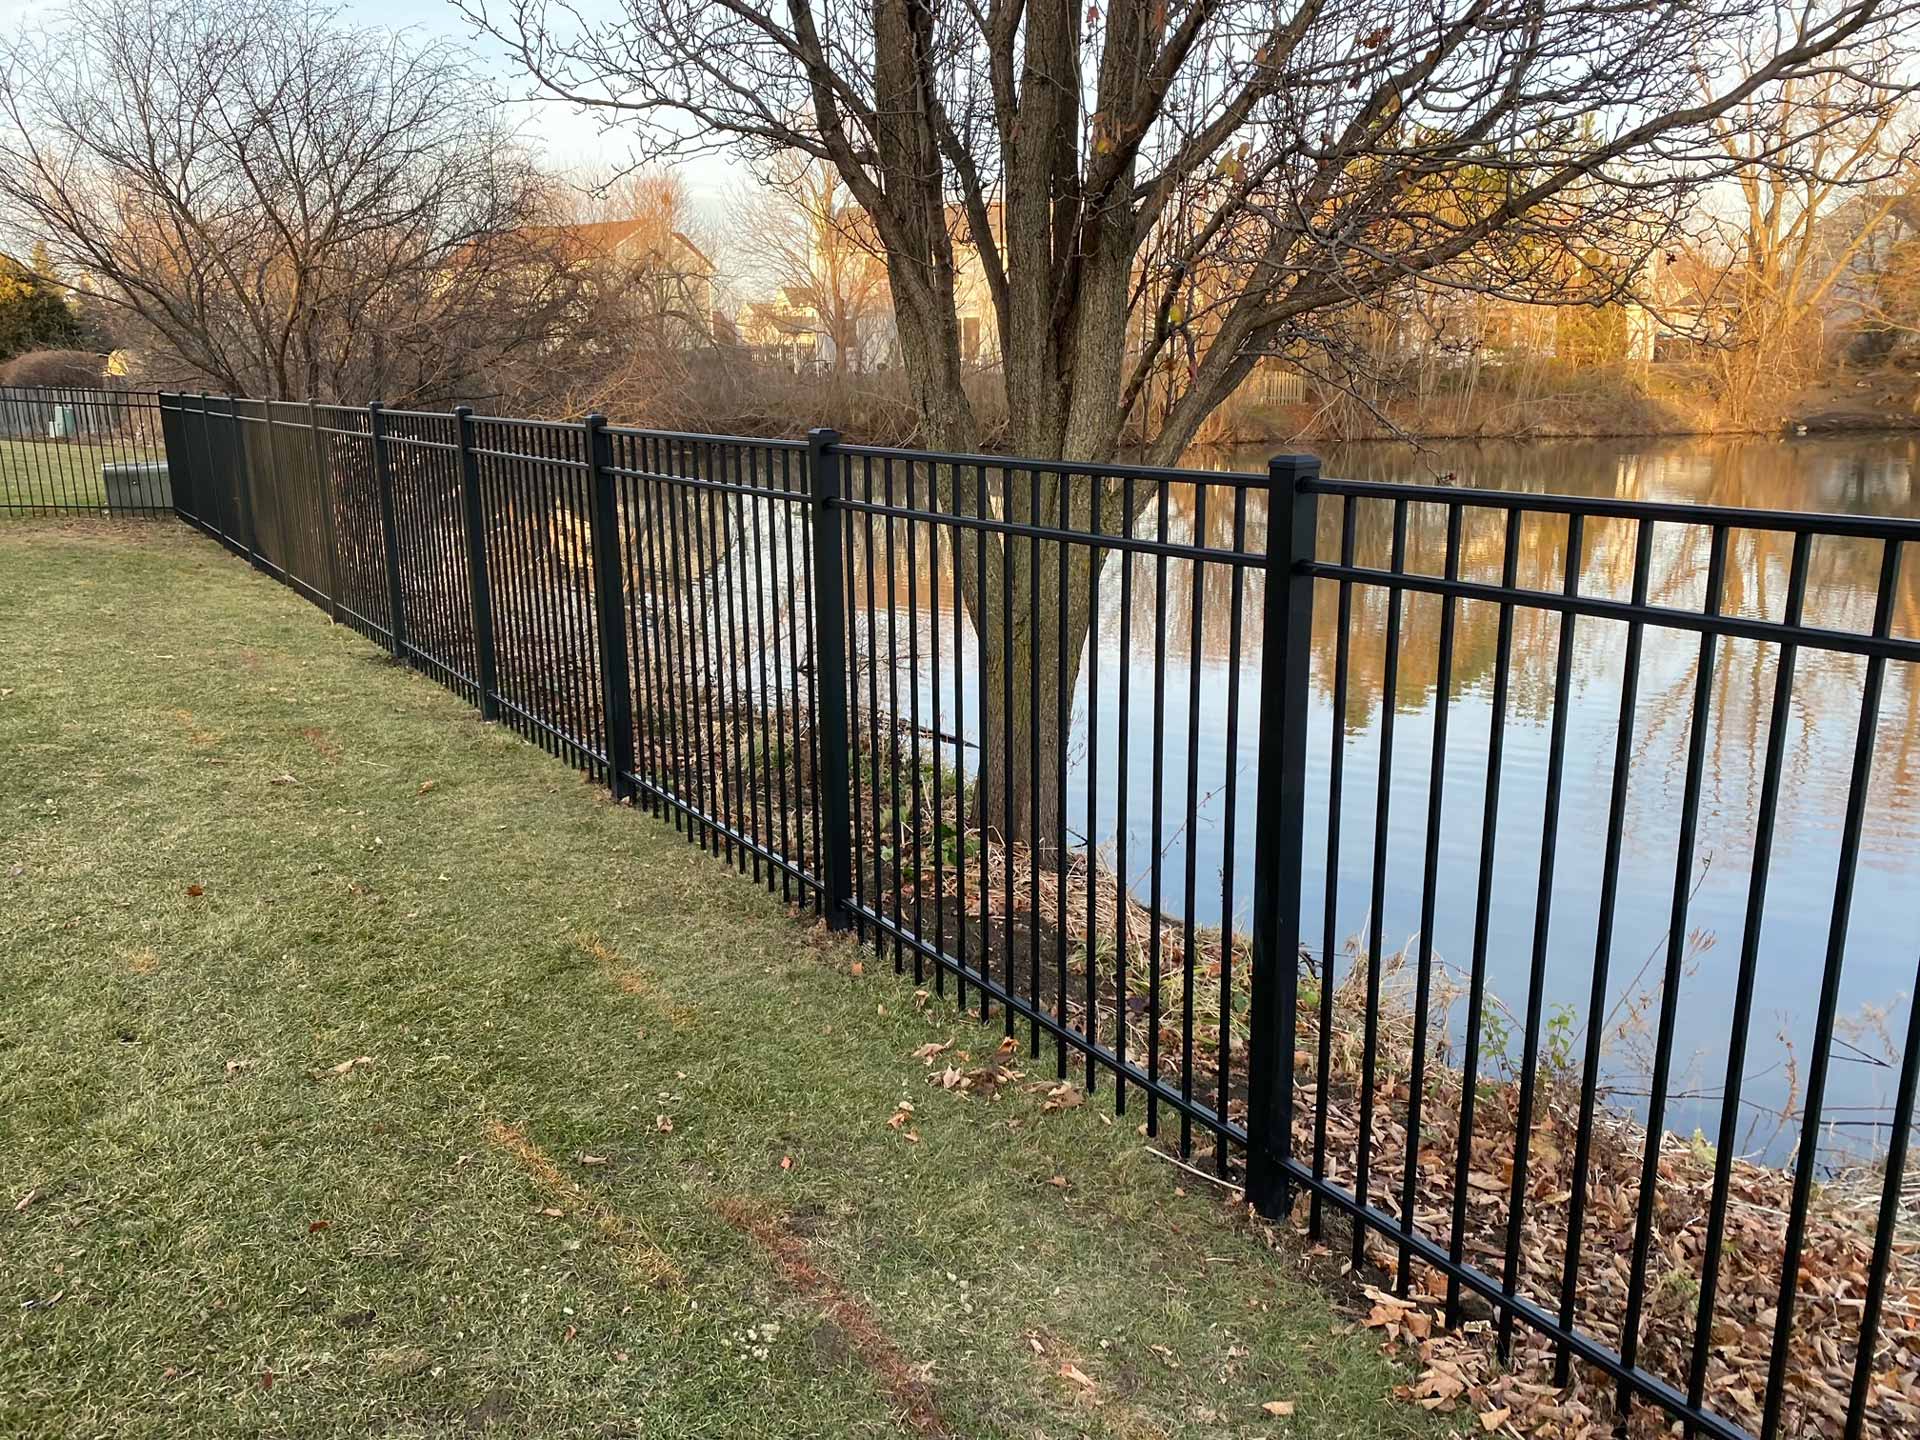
0, 520, 1439, 1440
1, 437, 165, 512
2, 437, 113, 510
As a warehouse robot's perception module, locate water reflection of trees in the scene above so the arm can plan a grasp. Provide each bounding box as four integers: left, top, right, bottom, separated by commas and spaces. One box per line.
841, 436, 1920, 858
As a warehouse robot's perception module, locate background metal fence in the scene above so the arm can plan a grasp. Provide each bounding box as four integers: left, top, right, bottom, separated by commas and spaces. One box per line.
10, 384, 1919, 1437
1, 384, 168, 514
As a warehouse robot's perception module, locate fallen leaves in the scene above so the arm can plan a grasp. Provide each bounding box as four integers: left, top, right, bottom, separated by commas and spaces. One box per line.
1295, 1070, 1920, 1440
1261, 1398, 1296, 1417
927, 1051, 1022, 1097
14, 1187, 39, 1213
1041, 1082, 1085, 1113
654, 1114, 674, 1134
184, 883, 204, 898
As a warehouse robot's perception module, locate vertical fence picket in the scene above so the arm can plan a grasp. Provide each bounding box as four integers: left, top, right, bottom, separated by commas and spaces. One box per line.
307, 398, 344, 622
158, 394, 189, 525
1761, 537, 1903, 1440
456, 406, 500, 719
224, 394, 261, 570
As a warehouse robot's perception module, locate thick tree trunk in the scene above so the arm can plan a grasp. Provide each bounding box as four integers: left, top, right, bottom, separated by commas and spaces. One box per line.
965, 513, 1093, 860
947, 468, 1116, 859
861, 0, 1219, 859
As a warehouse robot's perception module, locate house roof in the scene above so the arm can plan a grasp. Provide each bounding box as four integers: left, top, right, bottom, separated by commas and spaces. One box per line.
736, 301, 816, 338
512, 220, 714, 273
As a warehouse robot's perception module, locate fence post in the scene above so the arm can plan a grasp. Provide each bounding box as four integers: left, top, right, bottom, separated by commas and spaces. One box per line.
368, 401, 408, 661
1245, 453, 1320, 1219
194, 393, 230, 553
584, 414, 638, 801
226, 394, 263, 571
455, 406, 500, 720
255, 400, 288, 576
157, 394, 191, 526
806, 427, 855, 930
307, 398, 344, 623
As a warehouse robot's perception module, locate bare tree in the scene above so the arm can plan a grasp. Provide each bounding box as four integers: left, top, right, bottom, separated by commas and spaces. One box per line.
1846, 192, 1920, 390
728, 155, 890, 373
1688, 26, 1919, 424
506, 168, 724, 416
0, 0, 581, 405
465, 0, 1916, 851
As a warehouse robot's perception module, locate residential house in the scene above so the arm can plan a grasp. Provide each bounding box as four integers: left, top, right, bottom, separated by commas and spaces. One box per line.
745, 203, 998, 373
731, 289, 822, 371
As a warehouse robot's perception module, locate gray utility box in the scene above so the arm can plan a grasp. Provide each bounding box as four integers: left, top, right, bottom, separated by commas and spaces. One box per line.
103, 461, 172, 513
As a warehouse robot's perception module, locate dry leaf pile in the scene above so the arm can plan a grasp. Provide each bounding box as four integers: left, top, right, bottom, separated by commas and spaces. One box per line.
1255, 934, 1920, 1439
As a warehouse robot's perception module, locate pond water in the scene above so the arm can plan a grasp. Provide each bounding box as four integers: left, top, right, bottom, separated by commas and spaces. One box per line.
840, 432, 1920, 1164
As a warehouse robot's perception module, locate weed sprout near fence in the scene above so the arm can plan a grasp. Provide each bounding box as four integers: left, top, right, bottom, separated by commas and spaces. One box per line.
9, 384, 1920, 1437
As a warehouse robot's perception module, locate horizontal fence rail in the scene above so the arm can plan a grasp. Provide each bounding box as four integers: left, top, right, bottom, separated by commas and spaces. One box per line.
14, 384, 1917, 1438
1, 384, 169, 515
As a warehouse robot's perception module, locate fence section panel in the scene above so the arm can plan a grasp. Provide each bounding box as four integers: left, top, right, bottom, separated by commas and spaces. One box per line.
468, 416, 606, 776
379, 408, 478, 706
0, 384, 168, 516
828, 445, 1276, 1172
604, 429, 823, 904
1286, 478, 1920, 1440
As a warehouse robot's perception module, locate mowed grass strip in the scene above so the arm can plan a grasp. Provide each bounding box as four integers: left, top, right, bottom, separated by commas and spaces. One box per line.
0, 521, 1442, 1440
2, 438, 120, 511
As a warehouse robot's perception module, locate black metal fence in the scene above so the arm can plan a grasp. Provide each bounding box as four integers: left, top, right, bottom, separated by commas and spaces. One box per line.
13, 385, 1920, 1437
1, 385, 169, 514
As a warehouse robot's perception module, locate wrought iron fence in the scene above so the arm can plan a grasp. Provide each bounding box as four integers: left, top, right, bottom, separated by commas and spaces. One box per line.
0, 384, 168, 514
17, 385, 1920, 1438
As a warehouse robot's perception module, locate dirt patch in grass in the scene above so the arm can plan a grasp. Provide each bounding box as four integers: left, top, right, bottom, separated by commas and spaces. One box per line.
484, 1119, 683, 1290
713, 1192, 953, 1438
573, 931, 690, 1023
299, 725, 342, 763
